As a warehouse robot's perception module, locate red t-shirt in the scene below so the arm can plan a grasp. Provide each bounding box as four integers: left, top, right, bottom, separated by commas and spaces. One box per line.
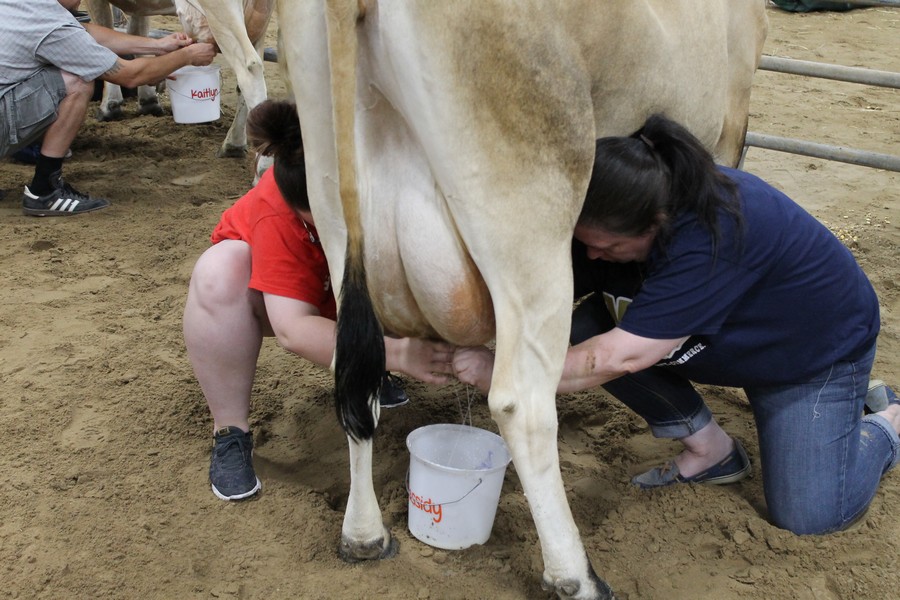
210, 170, 337, 320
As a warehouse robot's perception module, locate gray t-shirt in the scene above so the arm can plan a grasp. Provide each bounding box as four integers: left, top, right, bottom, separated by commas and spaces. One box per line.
0, 0, 119, 89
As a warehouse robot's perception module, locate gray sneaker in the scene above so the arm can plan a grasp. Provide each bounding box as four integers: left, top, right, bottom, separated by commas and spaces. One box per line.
209, 426, 261, 501
22, 173, 109, 216
865, 380, 898, 414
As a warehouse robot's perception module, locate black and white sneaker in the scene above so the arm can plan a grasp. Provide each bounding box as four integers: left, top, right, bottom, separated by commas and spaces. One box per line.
22, 174, 109, 217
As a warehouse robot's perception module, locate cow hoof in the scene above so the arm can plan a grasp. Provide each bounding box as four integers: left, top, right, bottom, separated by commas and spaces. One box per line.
138, 100, 165, 117
95, 106, 124, 122
541, 574, 616, 600
216, 144, 247, 159
338, 532, 398, 563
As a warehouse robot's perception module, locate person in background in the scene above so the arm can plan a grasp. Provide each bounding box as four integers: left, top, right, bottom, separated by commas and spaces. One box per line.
0, 0, 216, 216
453, 113, 898, 535
184, 99, 456, 501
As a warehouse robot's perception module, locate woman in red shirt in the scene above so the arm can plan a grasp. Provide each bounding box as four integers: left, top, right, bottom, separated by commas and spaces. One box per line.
184, 100, 455, 501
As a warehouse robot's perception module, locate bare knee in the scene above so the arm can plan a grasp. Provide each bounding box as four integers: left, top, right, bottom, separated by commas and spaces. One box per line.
189, 241, 254, 310
61, 71, 94, 102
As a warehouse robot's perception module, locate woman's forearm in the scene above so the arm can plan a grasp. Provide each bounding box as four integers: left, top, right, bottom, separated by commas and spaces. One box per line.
558, 329, 689, 394
557, 340, 624, 394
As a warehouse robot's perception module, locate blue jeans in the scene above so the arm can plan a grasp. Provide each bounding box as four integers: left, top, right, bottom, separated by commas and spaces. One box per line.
571, 294, 899, 534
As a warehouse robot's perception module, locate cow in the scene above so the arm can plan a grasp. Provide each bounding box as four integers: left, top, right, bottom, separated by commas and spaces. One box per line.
84, 0, 275, 159
276, 1, 768, 598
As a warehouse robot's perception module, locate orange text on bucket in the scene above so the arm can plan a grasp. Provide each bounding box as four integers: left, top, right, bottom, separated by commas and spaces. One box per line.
409, 490, 442, 523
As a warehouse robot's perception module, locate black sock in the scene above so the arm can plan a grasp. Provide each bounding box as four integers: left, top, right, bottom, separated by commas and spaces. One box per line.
30, 154, 65, 196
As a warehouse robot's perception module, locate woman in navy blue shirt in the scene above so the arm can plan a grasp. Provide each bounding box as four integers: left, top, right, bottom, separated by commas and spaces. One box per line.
453, 114, 898, 535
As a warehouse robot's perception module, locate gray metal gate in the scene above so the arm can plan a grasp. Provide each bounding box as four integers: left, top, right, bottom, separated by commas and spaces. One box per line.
743, 1, 899, 171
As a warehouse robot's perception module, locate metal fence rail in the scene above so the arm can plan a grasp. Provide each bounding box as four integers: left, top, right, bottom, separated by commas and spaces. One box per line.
744, 132, 900, 171
841, 0, 900, 6
746, 52, 900, 171
758, 55, 900, 89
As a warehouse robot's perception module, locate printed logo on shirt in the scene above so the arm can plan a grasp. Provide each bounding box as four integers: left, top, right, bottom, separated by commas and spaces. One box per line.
602, 291, 702, 364
657, 341, 707, 366
602, 292, 632, 324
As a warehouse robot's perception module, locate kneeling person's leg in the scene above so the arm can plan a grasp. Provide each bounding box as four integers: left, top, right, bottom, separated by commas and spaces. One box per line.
747, 345, 894, 534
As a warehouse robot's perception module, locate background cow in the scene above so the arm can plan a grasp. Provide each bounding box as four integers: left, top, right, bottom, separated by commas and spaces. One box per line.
277, 1, 767, 598
85, 0, 274, 159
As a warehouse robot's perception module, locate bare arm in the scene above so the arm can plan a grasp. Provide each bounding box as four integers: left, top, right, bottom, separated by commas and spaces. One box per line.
83, 22, 216, 88
100, 43, 216, 88
557, 327, 688, 393
84, 23, 192, 56
264, 294, 455, 384
264, 293, 337, 367
453, 327, 688, 394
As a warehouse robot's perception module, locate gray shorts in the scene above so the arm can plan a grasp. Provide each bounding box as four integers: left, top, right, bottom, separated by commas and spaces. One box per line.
0, 68, 67, 157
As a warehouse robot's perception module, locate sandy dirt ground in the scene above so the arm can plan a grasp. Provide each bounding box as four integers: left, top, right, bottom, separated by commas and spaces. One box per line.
1, 5, 898, 600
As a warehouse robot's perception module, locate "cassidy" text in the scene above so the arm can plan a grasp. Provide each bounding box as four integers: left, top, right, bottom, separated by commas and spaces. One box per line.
409, 490, 442, 523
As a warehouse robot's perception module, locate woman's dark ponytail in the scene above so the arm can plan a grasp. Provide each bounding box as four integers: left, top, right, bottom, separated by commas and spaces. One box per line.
246, 100, 309, 212
636, 115, 740, 248
580, 113, 741, 252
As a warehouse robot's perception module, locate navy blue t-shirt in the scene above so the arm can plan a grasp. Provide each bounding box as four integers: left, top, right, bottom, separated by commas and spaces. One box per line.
573, 167, 880, 387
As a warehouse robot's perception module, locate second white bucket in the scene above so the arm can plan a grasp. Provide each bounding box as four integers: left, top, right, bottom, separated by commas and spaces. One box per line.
166, 65, 221, 124
406, 424, 511, 550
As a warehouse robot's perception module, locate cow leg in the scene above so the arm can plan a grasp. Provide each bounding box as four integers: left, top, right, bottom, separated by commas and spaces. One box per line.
338, 435, 398, 562
425, 63, 611, 591
96, 83, 126, 121
212, 47, 265, 160
431, 117, 612, 592
217, 90, 249, 158
483, 274, 614, 600
217, 34, 274, 170
85, 1, 125, 121
495, 410, 612, 600
128, 16, 165, 117
218, 33, 271, 159
194, 0, 272, 160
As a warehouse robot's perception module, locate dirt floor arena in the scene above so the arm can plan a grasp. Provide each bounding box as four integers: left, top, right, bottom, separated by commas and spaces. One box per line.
0, 5, 898, 600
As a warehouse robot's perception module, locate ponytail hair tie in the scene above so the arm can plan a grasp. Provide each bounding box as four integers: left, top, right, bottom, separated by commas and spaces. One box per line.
639, 134, 655, 151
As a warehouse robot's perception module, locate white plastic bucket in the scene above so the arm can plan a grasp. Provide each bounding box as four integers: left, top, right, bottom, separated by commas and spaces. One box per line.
166, 65, 221, 124
406, 424, 511, 550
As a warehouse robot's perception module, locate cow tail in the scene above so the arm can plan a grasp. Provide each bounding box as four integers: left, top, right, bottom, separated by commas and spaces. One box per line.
325, 0, 384, 441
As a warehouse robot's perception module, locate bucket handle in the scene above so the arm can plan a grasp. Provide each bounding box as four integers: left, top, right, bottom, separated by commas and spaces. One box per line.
406, 468, 485, 507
